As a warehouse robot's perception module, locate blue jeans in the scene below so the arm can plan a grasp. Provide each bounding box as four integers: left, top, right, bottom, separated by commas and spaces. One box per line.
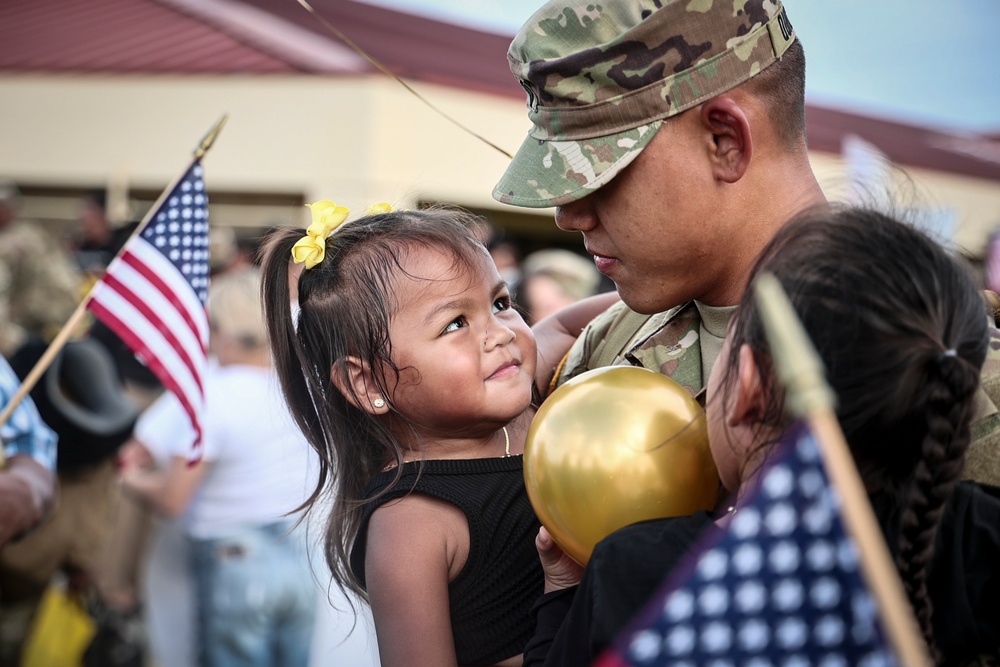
190, 521, 317, 667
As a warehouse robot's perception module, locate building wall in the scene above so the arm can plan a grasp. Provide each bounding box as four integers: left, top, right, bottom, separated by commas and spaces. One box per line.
809, 151, 1000, 256
0, 74, 541, 229
2, 73, 997, 254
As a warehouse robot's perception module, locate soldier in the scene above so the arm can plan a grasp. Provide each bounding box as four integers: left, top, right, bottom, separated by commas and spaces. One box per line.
0, 179, 83, 357
493, 0, 1000, 484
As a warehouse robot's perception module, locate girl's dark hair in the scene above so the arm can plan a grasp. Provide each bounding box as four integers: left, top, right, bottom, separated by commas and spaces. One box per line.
259, 207, 487, 600
721, 206, 989, 661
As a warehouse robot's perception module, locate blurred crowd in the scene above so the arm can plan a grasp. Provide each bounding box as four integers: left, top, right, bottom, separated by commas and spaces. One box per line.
0, 178, 606, 667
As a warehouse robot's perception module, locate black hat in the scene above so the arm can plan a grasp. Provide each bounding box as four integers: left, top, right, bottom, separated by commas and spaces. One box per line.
10, 337, 140, 471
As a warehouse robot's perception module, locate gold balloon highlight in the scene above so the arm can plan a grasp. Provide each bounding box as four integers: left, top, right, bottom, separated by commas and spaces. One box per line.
524, 366, 719, 566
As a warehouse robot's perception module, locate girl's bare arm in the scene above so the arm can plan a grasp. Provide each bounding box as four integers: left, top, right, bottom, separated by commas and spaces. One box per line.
365, 495, 468, 667
532, 291, 621, 392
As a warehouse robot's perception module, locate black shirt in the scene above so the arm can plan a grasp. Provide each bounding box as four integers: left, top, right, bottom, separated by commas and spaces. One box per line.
526, 482, 1000, 667
351, 456, 544, 666
524, 511, 717, 666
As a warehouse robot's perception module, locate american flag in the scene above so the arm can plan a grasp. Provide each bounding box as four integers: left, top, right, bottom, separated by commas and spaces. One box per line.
595, 420, 901, 667
87, 162, 210, 460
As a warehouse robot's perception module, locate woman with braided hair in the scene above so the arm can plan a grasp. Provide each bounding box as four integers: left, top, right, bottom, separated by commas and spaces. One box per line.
529, 206, 1000, 666
711, 206, 1000, 664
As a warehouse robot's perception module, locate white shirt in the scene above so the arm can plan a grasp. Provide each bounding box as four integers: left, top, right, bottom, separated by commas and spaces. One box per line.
136, 364, 318, 539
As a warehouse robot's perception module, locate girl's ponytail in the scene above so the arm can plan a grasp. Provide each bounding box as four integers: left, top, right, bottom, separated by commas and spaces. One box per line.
896, 349, 981, 662
259, 228, 331, 475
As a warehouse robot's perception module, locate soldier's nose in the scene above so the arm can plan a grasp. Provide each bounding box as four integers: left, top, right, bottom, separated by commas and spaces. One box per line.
555, 197, 596, 233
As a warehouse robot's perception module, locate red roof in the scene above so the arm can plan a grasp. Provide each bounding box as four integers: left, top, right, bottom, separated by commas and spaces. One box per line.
0, 0, 311, 74
1, 0, 998, 182
233, 0, 523, 97
806, 105, 1000, 183
0, 0, 519, 93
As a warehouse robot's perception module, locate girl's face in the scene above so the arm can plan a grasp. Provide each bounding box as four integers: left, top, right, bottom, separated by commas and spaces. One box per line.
385, 245, 537, 438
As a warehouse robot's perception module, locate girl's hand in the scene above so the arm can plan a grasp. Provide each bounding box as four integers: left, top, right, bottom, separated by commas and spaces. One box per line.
535, 526, 584, 593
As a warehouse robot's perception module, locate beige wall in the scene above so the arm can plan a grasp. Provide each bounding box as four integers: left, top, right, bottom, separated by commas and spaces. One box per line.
2, 73, 997, 253
0, 74, 541, 230
809, 151, 1000, 256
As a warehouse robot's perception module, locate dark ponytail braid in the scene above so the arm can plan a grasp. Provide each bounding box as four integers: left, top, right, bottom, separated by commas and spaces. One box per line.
897, 351, 982, 662
723, 205, 991, 663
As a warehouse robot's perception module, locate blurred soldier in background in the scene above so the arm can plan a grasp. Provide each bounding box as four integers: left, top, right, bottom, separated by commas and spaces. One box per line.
0, 178, 83, 358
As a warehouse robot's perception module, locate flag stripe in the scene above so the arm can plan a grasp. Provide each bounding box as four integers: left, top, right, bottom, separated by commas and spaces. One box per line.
122, 243, 209, 347
95, 273, 200, 382
86, 160, 210, 460
89, 280, 204, 405
87, 298, 203, 452
94, 258, 203, 380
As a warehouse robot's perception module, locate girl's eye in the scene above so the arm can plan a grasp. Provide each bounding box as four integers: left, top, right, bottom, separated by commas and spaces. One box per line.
442, 317, 465, 334
493, 295, 511, 313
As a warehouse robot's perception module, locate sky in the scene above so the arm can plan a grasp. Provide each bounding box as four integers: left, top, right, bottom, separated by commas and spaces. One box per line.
364, 0, 1000, 134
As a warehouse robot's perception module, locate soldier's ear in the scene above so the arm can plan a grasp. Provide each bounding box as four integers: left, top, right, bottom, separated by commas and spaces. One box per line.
700, 96, 752, 184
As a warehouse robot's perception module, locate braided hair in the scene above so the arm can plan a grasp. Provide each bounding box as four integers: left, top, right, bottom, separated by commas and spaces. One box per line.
720, 206, 989, 660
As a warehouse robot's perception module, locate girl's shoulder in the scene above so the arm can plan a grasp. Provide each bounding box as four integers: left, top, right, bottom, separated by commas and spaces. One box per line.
366, 492, 471, 584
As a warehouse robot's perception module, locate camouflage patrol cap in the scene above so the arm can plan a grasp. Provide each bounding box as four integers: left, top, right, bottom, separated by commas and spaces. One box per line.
493, 0, 797, 209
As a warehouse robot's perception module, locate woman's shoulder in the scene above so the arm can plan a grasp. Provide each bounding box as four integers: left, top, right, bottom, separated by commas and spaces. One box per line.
947, 479, 1000, 521
932, 481, 1000, 660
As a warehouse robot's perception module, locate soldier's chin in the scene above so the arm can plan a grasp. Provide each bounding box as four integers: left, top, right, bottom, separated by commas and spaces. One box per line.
612, 283, 669, 316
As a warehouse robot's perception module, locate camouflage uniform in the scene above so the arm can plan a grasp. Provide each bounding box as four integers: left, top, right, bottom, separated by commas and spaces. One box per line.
0, 219, 83, 357
493, 1, 1000, 486
555, 300, 1000, 486
555, 301, 704, 396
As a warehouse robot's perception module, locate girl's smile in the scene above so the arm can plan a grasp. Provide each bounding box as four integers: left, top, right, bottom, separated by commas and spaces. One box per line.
487, 359, 522, 381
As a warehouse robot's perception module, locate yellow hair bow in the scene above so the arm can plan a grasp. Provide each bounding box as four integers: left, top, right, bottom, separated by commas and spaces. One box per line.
366, 202, 395, 215
291, 200, 350, 269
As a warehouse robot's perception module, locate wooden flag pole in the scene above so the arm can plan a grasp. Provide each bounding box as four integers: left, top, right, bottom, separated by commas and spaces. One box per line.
0, 115, 228, 460
753, 272, 932, 667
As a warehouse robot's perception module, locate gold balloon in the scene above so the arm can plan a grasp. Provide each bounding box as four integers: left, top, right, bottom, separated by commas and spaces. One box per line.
524, 366, 719, 566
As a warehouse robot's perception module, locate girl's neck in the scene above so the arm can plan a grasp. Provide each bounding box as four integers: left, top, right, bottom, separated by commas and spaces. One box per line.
386, 409, 535, 469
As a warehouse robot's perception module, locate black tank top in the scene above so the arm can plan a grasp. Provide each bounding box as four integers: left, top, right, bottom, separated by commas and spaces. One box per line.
350, 455, 544, 665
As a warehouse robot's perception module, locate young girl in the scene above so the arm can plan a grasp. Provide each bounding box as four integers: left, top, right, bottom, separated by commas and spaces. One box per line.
527, 206, 1000, 666
258, 201, 618, 667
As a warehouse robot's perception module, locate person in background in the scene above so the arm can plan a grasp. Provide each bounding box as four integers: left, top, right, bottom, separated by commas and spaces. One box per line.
519, 249, 604, 325
72, 189, 135, 280
209, 226, 253, 277
0, 355, 57, 665
0, 355, 57, 547
0, 178, 83, 358
1, 337, 139, 666
120, 267, 319, 667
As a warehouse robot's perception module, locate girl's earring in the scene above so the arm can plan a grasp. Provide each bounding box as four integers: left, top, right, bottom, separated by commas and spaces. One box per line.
373, 397, 386, 409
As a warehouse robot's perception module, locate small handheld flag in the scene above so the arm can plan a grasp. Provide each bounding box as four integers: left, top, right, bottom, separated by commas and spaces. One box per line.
596, 420, 899, 666
87, 162, 210, 461
0, 116, 226, 465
